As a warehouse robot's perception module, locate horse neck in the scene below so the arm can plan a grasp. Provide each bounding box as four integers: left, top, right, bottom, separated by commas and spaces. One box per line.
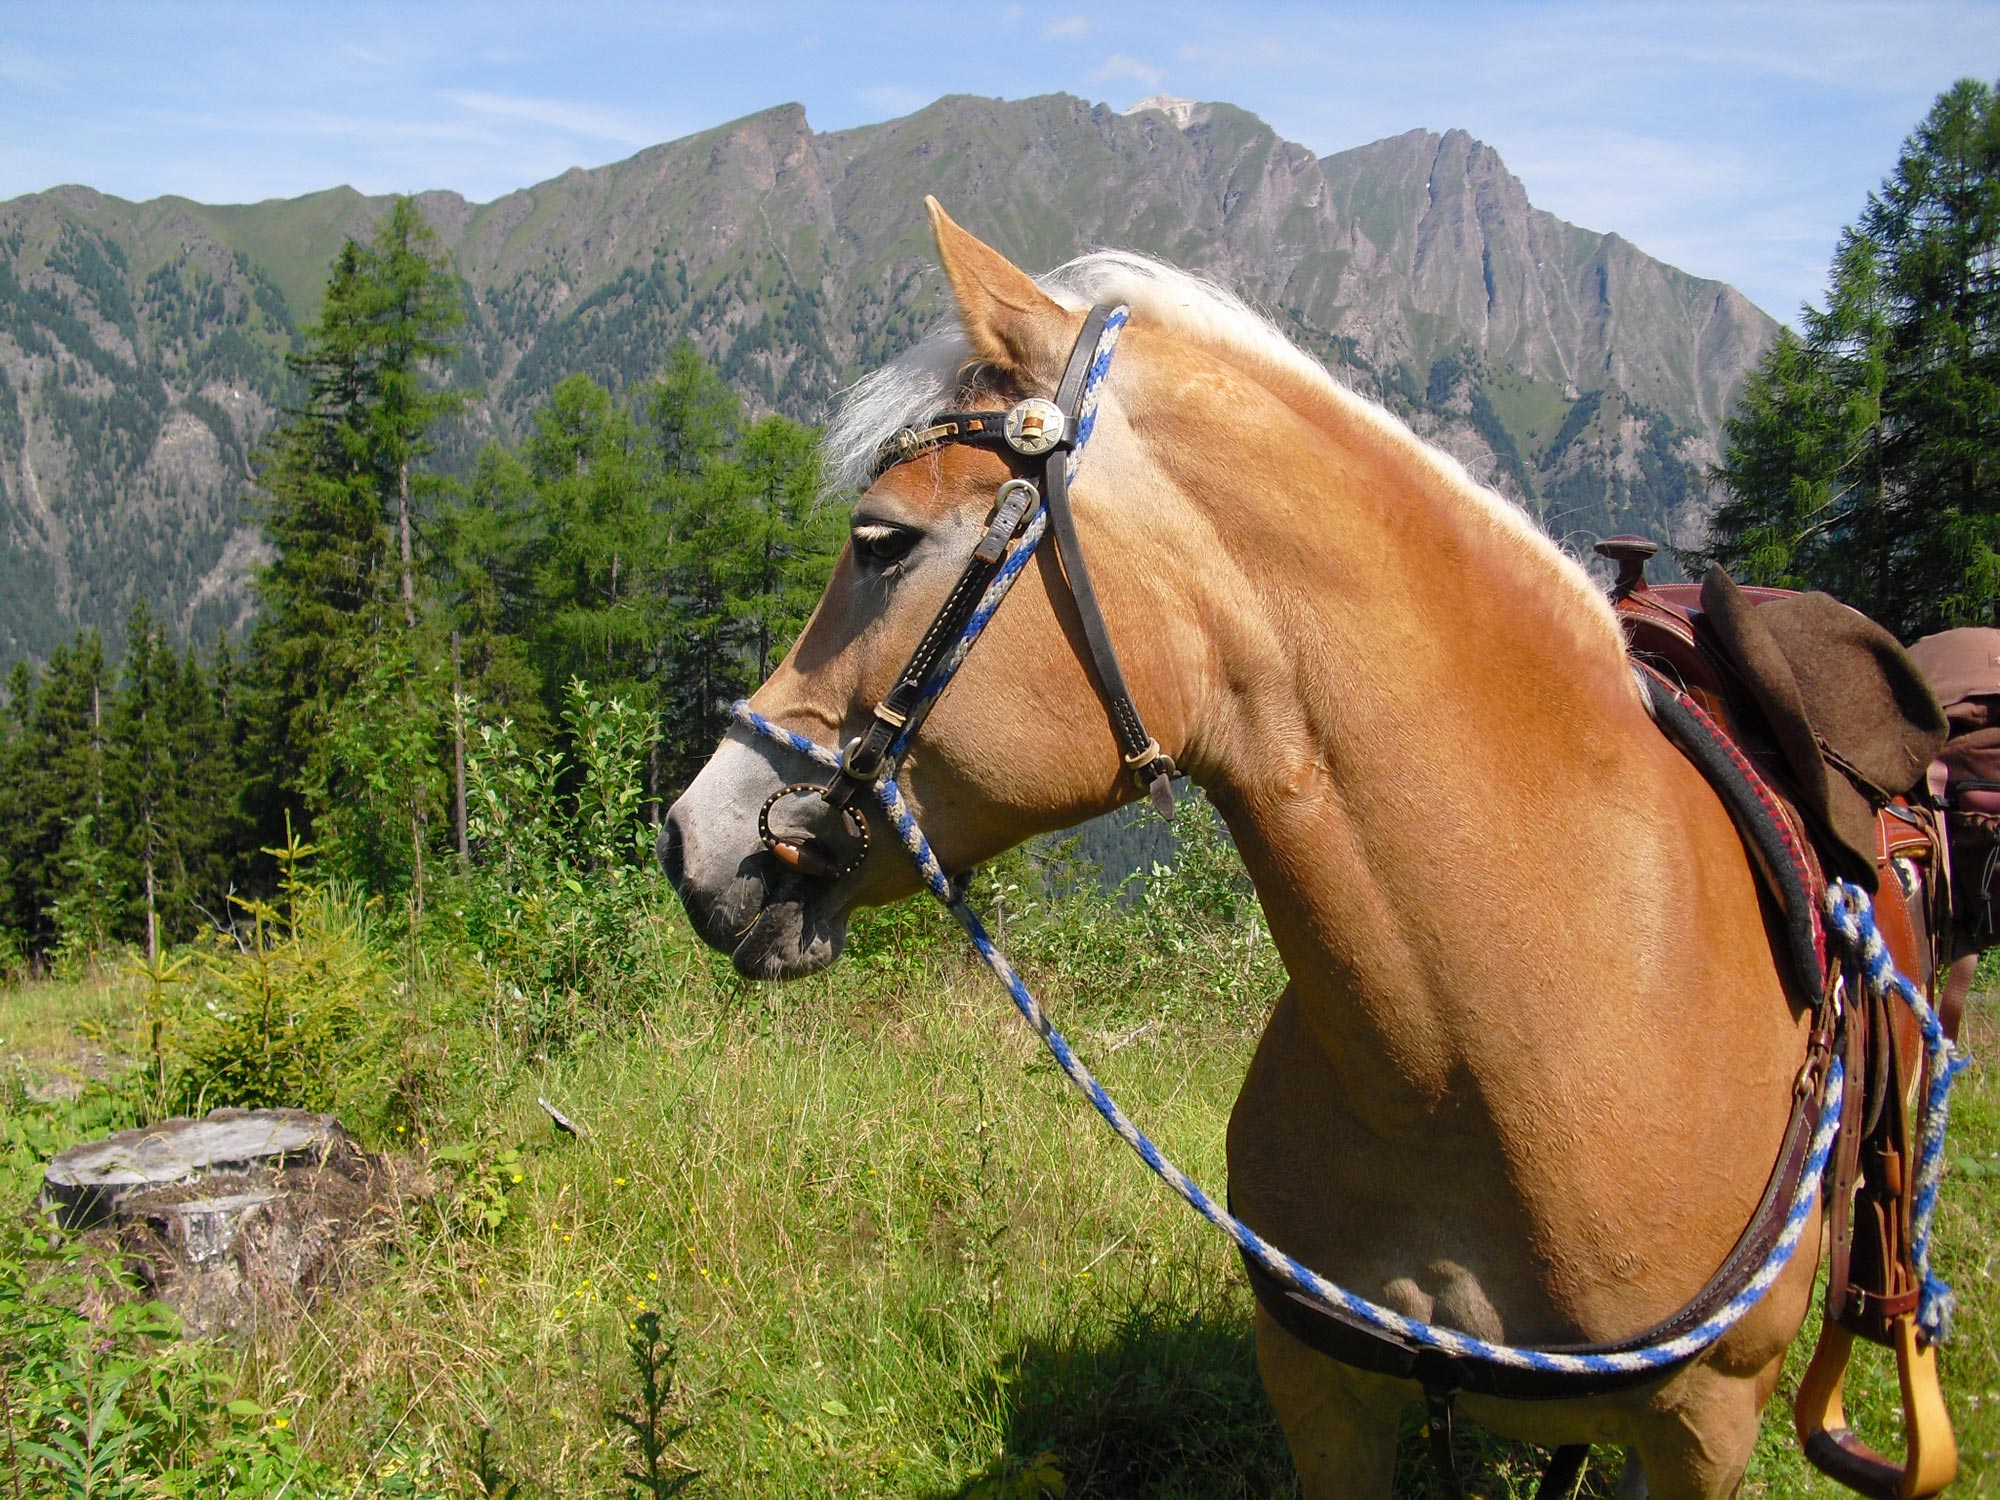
1166, 390, 1657, 1103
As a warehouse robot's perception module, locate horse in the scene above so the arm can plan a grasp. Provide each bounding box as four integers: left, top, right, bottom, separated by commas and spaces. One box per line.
663, 200, 1837, 1498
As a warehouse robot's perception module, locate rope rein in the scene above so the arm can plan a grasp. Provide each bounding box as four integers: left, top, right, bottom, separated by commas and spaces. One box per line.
729, 304, 1964, 1374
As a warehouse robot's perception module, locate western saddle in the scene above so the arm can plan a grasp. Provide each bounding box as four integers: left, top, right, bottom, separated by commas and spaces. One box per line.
1600, 536, 1960, 1500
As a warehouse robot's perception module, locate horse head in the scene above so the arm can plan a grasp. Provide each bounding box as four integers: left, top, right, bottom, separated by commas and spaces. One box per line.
664, 200, 1212, 978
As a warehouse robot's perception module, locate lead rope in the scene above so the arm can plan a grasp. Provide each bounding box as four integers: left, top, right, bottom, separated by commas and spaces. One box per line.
728, 308, 1954, 1393
737, 692, 1847, 1378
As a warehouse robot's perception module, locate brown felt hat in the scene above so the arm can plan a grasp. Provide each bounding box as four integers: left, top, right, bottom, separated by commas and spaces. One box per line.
1700, 566, 1947, 880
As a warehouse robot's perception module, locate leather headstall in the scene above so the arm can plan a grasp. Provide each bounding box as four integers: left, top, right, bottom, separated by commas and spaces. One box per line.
801, 304, 1177, 836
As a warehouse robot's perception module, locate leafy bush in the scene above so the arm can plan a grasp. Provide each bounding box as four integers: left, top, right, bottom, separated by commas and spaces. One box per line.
458, 680, 673, 1048
0, 1172, 336, 1497
995, 792, 1281, 1030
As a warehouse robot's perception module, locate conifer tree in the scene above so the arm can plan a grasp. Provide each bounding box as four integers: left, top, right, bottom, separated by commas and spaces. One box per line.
736, 414, 841, 683
245, 198, 465, 838
646, 356, 752, 795
524, 374, 667, 709
434, 441, 548, 738
364, 198, 468, 628
3, 636, 115, 956
106, 603, 239, 953
1702, 78, 2000, 635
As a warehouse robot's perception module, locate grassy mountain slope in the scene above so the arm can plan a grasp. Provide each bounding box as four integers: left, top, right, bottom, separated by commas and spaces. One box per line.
0, 93, 1778, 667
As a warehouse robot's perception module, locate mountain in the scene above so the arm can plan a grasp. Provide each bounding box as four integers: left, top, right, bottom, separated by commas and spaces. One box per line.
0, 92, 1778, 668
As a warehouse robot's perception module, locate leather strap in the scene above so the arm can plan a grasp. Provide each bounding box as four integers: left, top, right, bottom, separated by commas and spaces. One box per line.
1040, 308, 1179, 811
1424, 1389, 1465, 1500
825, 531, 1020, 807
829, 304, 1178, 815
868, 411, 1016, 480
1639, 669, 1826, 1002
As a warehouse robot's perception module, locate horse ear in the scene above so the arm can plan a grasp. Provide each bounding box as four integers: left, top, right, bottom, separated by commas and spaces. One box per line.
925, 196, 1075, 386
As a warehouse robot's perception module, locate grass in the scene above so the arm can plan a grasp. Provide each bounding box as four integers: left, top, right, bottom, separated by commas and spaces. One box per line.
1, 898, 1995, 1498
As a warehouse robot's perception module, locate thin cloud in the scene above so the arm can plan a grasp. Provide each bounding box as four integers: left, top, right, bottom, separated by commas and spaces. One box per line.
1089, 53, 1166, 91
856, 84, 931, 117
443, 91, 664, 147
0, 48, 69, 90
1049, 16, 1090, 37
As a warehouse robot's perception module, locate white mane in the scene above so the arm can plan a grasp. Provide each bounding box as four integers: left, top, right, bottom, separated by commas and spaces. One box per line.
823, 249, 1622, 648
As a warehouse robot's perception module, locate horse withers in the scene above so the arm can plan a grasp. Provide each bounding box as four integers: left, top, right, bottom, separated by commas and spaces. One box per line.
664, 202, 1933, 1499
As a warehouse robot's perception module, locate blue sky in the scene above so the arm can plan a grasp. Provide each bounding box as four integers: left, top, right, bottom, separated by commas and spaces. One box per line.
1, 2, 1993, 323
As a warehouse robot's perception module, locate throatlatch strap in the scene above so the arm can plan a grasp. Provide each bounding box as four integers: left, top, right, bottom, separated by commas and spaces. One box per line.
1041, 307, 1178, 811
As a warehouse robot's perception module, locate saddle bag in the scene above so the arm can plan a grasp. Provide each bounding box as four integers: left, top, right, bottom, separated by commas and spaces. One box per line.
1908, 628, 2000, 951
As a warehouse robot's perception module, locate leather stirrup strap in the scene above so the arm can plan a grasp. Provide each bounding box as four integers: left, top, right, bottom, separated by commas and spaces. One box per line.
1939, 949, 1975, 1043
1423, 1387, 1465, 1500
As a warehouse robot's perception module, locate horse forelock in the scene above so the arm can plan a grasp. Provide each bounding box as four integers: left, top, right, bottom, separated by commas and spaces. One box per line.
823, 248, 1625, 664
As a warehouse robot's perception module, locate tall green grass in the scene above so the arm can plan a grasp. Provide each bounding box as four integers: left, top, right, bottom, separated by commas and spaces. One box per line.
1, 816, 1993, 1496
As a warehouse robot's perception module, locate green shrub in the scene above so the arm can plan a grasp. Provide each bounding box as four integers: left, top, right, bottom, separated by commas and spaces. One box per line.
457, 680, 674, 1048
170, 831, 401, 1120
0, 1213, 337, 1498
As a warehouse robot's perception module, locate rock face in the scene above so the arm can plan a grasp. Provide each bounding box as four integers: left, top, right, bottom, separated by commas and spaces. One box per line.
42, 1107, 409, 1336
0, 93, 1780, 666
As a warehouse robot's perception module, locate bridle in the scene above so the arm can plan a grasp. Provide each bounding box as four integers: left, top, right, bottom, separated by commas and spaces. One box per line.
753, 304, 1176, 881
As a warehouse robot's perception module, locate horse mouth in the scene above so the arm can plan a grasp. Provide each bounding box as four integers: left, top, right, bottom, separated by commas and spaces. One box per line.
664, 827, 848, 978
659, 765, 856, 979
728, 874, 849, 979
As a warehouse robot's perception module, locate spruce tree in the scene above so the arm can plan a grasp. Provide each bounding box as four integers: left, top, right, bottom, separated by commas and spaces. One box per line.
363, 198, 468, 628
1702, 78, 2000, 635
5, 636, 116, 958
245, 198, 465, 841
106, 603, 240, 953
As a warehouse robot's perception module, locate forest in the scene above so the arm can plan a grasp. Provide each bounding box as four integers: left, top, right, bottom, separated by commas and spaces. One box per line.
0, 198, 843, 976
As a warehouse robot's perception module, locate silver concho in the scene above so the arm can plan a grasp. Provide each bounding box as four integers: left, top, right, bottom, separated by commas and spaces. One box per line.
1003, 398, 1067, 457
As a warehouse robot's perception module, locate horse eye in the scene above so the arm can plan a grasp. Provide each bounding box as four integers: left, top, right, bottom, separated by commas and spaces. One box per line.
852, 523, 920, 570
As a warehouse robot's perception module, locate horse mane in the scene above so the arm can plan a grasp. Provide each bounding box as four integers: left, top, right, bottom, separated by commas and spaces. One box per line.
824, 248, 1625, 658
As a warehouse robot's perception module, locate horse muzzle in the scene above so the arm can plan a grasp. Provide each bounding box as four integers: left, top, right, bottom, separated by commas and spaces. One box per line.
662, 737, 857, 979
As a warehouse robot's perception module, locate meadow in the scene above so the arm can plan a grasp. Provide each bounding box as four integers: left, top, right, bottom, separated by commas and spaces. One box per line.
1, 793, 1994, 1498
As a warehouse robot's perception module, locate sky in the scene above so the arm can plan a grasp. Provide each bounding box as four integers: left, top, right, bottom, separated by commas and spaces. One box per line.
1, 2, 1994, 325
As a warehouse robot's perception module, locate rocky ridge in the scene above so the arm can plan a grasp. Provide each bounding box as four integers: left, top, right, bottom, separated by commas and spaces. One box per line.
0, 92, 1777, 666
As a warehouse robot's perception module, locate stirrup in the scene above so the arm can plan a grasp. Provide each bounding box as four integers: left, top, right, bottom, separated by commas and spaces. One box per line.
1795, 1314, 1957, 1499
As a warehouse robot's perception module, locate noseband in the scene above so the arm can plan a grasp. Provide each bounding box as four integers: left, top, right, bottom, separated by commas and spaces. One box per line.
754, 304, 1176, 880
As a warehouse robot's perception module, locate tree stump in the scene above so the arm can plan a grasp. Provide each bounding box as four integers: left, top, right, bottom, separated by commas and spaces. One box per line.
39, 1107, 414, 1336
42, 1108, 347, 1230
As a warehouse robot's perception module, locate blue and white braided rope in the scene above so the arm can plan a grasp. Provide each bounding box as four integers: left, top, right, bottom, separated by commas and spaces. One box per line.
1824, 878, 1969, 1343
733, 694, 1845, 1373
727, 296, 1859, 1377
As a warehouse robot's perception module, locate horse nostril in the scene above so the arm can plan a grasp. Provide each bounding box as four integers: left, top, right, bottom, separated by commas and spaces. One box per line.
659, 808, 688, 888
